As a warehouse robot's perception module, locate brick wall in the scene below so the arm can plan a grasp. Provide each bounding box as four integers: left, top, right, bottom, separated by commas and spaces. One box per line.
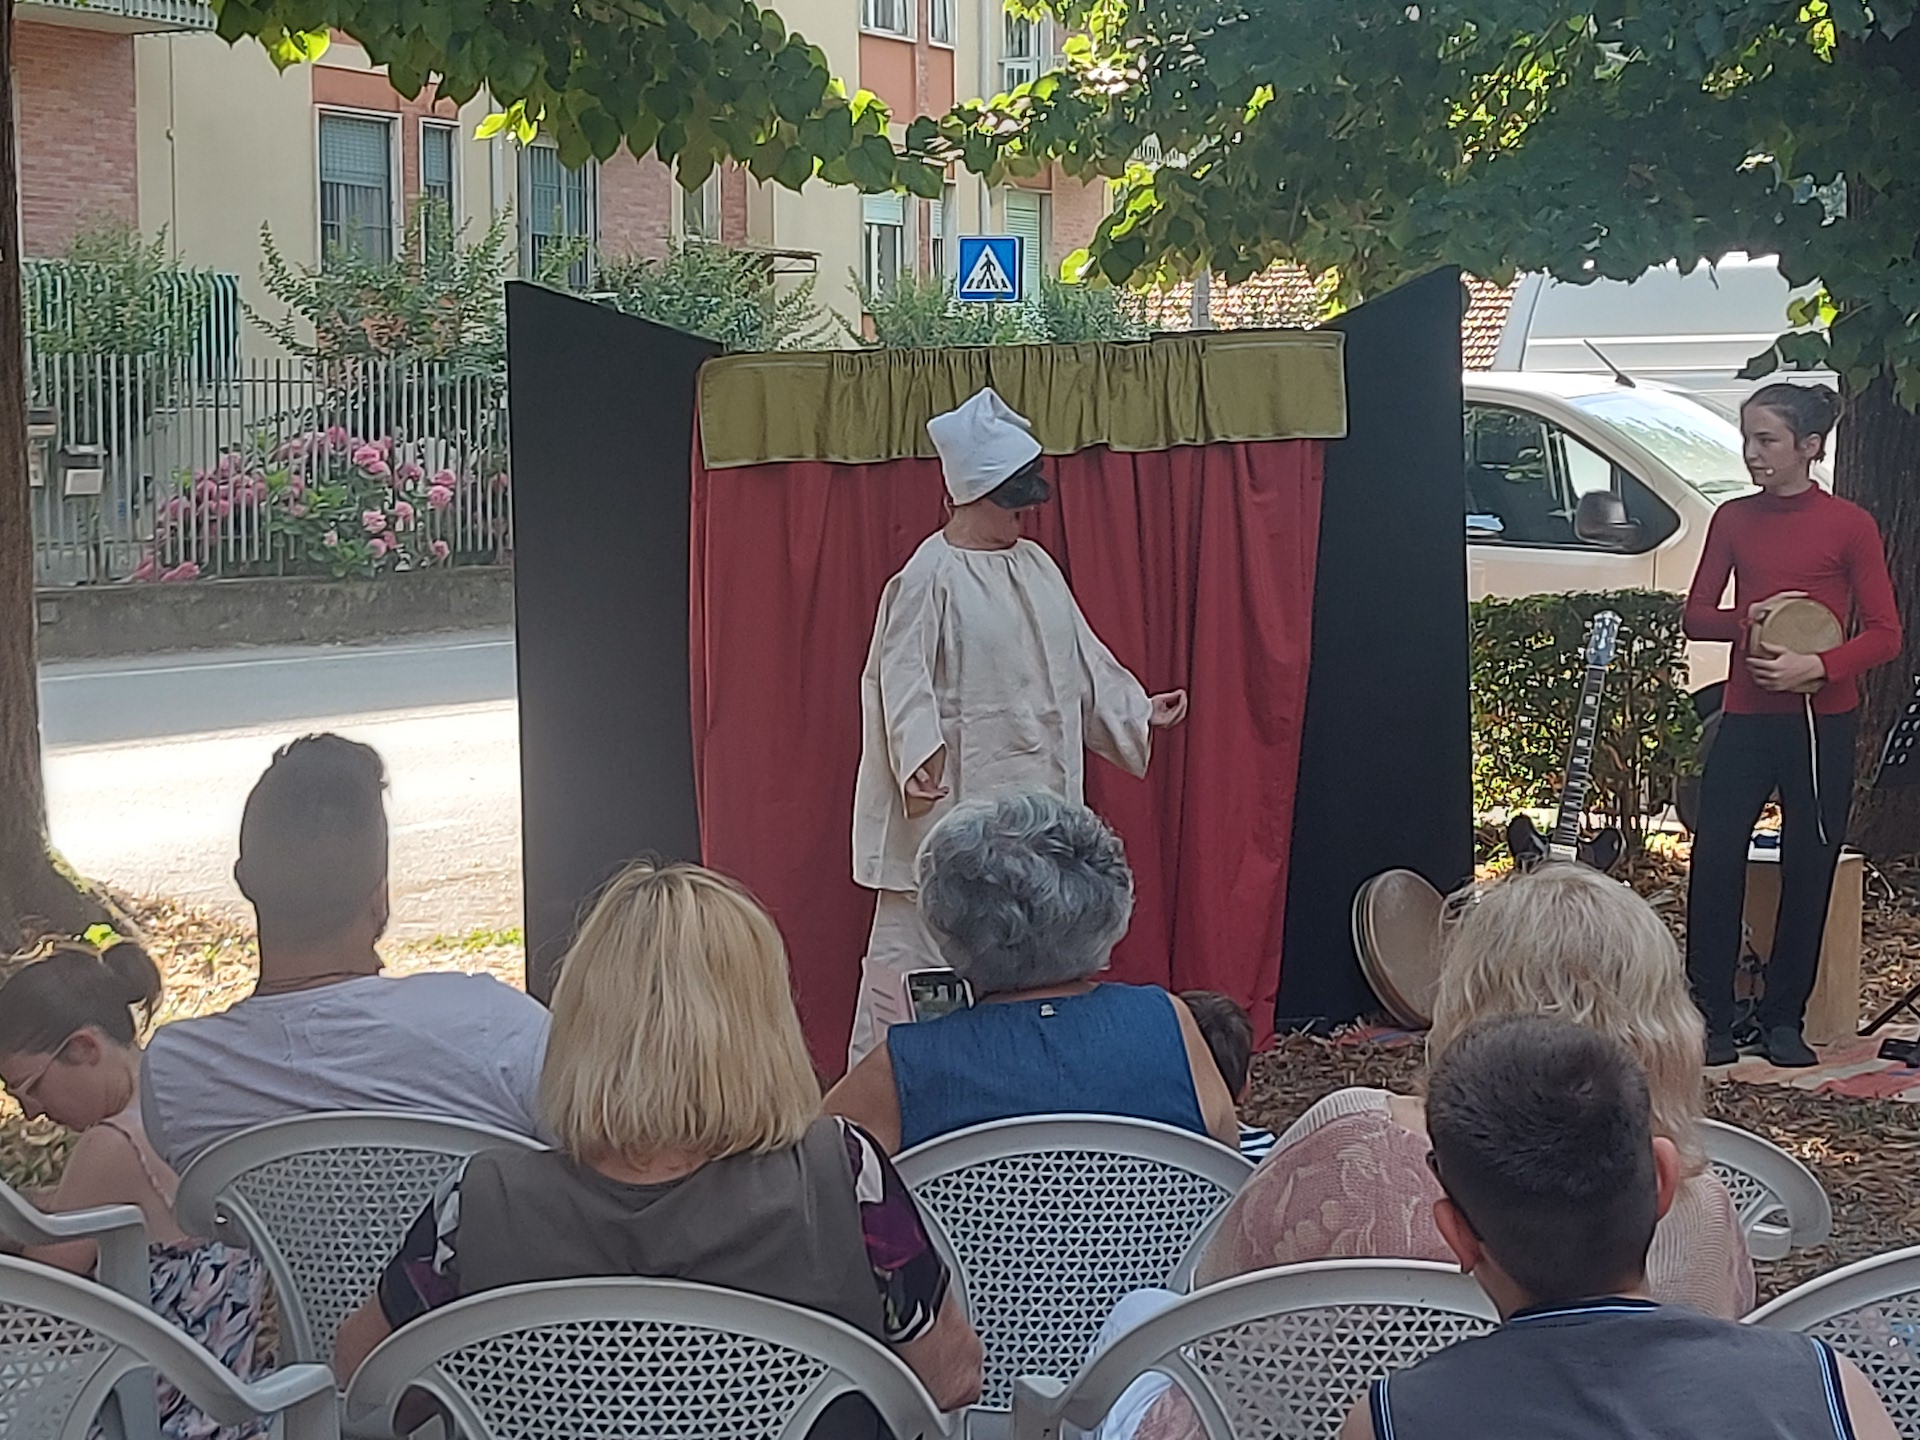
598, 152, 674, 262
1049, 173, 1110, 268
17, 21, 138, 256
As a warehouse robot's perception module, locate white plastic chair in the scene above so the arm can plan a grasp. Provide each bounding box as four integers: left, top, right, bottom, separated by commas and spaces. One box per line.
1011, 1260, 1499, 1440
342, 1276, 958, 1440
174, 1112, 541, 1367
894, 1114, 1253, 1423
1748, 1245, 1920, 1433
0, 1254, 339, 1440
1700, 1117, 1832, 1261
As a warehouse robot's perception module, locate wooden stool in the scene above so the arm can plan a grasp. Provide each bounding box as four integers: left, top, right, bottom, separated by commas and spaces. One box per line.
1741, 847, 1864, 1046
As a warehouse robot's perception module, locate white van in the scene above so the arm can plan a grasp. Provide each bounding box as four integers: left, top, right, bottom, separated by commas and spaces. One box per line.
1463, 371, 1754, 701
1488, 254, 1833, 418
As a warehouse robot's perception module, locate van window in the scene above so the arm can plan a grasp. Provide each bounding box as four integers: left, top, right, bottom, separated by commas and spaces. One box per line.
1569, 388, 1755, 497
1465, 403, 1679, 552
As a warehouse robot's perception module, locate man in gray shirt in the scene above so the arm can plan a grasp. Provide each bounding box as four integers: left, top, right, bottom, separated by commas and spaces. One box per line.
142, 734, 550, 1171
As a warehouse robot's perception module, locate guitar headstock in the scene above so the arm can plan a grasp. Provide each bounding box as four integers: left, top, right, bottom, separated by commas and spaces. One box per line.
1586, 609, 1622, 669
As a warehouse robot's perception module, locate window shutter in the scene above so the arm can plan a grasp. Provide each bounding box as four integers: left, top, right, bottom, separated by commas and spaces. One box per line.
1003, 190, 1043, 296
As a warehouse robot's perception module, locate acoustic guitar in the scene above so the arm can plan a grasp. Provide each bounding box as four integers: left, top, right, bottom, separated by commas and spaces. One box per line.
1505, 609, 1625, 874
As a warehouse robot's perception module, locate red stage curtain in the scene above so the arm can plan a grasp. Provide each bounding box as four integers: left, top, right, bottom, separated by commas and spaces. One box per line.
690, 438, 1324, 1074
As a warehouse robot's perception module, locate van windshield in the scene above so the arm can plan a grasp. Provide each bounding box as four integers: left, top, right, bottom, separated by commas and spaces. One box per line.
1569, 388, 1755, 497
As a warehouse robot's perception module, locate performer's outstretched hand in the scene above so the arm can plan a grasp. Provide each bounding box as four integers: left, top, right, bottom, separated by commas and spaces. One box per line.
1149, 690, 1190, 728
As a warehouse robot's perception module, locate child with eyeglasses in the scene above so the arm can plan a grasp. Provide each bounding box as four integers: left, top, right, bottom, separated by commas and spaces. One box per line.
0, 938, 268, 1439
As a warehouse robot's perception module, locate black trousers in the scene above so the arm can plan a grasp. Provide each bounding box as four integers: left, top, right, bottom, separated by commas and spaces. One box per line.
1686, 709, 1856, 1036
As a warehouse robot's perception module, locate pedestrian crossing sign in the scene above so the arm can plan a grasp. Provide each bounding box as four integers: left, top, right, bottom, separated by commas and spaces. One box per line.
956, 236, 1023, 302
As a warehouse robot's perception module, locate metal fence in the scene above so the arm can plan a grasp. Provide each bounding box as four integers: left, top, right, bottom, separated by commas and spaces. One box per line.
29, 354, 510, 586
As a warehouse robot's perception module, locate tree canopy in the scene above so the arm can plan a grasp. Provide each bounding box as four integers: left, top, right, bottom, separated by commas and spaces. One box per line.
933, 0, 1917, 404
211, 0, 948, 197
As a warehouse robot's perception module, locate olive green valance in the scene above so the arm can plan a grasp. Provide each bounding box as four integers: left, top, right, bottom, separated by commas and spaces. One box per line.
697, 330, 1346, 469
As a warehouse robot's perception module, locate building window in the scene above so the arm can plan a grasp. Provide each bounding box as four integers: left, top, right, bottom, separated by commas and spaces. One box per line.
1003, 188, 1044, 296
519, 142, 597, 288
931, 182, 958, 277
1002, 12, 1042, 91
862, 192, 906, 298
682, 171, 721, 241
929, 0, 954, 45
863, 0, 911, 36
420, 121, 457, 250
318, 112, 394, 264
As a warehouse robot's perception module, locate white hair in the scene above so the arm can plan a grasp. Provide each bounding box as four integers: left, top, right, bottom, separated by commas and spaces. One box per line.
914, 791, 1134, 996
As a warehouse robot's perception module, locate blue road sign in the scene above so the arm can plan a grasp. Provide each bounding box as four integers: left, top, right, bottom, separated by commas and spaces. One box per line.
956, 236, 1023, 303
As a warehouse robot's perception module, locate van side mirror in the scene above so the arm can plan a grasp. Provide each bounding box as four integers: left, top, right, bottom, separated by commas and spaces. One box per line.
1575, 490, 1641, 549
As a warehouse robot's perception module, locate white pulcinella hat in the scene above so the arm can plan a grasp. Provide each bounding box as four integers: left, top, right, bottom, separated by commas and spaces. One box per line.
926, 387, 1043, 505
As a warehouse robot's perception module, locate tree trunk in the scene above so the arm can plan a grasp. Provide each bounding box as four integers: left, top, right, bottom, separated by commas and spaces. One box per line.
1838, 371, 1920, 858
0, 0, 107, 944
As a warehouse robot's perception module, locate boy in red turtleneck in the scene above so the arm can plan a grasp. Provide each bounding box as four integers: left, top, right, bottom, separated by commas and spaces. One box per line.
1683, 383, 1901, 1069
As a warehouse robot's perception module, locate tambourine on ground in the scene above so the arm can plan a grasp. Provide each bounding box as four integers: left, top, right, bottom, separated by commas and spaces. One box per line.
1351, 869, 1473, 1031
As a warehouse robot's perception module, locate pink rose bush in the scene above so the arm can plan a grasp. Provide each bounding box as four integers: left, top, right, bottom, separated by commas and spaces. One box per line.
139, 428, 496, 580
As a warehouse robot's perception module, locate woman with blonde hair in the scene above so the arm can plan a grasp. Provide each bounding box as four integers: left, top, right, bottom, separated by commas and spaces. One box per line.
1104, 865, 1752, 1440
334, 860, 982, 1419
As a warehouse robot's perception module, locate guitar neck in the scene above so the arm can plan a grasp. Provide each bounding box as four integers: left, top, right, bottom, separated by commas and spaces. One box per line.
1550, 664, 1609, 858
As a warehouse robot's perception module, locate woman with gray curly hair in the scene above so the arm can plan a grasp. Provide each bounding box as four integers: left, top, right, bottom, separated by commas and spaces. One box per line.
825, 791, 1239, 1154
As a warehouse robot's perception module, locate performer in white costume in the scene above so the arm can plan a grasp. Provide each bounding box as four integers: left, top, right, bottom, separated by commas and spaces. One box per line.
848, 387, 1188, 1066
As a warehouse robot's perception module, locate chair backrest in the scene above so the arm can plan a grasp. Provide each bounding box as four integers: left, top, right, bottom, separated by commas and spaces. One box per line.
894, 1114, 1253, 1414
342, 1277, 954, 1440
1747, 1244, 1920, 1433
1014, 1260, 1499, 1440
0, 1254, 339, 1440
174, 1111, 542, 1366
1699, 1118, 1832, 1261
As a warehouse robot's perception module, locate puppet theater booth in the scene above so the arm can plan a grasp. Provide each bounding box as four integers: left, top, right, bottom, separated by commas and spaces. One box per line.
509, 268, 1471, 1075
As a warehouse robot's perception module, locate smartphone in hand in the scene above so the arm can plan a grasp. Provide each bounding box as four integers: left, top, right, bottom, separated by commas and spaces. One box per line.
904, 969, 973, 1023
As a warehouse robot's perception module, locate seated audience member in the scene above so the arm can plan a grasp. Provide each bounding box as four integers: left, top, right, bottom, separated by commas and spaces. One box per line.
140, 734, 550, 1169
824, 792, 1239, 1154
1195, 863, 1752, 1314
333, 860, 983, 1421
1179, 991, 1276, 1162
0, 939, 267, 1440
1341, 1015, 1899, 1440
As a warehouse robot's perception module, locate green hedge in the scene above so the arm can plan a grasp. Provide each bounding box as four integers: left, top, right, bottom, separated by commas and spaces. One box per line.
1470, 590, 1702, 849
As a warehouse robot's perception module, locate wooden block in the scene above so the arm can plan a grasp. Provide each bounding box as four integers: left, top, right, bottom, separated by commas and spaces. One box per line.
1742, 850, 1863, 1047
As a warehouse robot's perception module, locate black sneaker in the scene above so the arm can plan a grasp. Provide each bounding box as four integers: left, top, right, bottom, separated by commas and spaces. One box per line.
1763, 1025, 1818, 1068
1733, 1020, 1764, 1053
1705, 1031, 1739, 1067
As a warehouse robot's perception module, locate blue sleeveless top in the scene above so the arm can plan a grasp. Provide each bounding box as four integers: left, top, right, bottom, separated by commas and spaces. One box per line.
886, 983, 1208, 1151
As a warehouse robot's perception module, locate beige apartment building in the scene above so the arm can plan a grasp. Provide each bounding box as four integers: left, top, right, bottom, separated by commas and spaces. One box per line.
17, 0, 1108, 340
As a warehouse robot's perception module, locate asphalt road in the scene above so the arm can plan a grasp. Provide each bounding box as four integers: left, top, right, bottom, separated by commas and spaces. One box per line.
40, 632, 523, 939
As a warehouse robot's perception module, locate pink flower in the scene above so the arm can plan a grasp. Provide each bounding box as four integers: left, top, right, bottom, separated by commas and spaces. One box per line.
368, 535, 390, 558
129, 554, 159, 581
377, 437, 394, 457
429, 539, 450, 561
326, 426, 351, 450
158, 560, 201, 582
367, 459, 392, 479
489, 472, 508, 492
288, 475, 306, 497
431, 468, 455, 489
397, 461, 424, 484
288, 501, 307, 518
361, 510, 388, 534
322, 529, 339, 548
351, 443, 383, 467
215, 499, 231, 518
392, 500, 415, 528
193, 477, 218, 503
427, 484, 453, 512
164, 496, 189, 522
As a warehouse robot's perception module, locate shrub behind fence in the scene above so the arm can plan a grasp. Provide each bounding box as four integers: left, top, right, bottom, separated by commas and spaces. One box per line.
28, 354, 509, 585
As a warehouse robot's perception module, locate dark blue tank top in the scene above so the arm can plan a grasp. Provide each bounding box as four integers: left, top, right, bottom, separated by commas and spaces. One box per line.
1371, 1297, 1857, 1440
886, 983, 1208, 1151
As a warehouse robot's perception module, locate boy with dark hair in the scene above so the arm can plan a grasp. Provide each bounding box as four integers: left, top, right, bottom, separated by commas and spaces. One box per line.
141, 734, 551, 1168
1179, 990, 1276, 1162
1340, 1015, 1897, 1440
